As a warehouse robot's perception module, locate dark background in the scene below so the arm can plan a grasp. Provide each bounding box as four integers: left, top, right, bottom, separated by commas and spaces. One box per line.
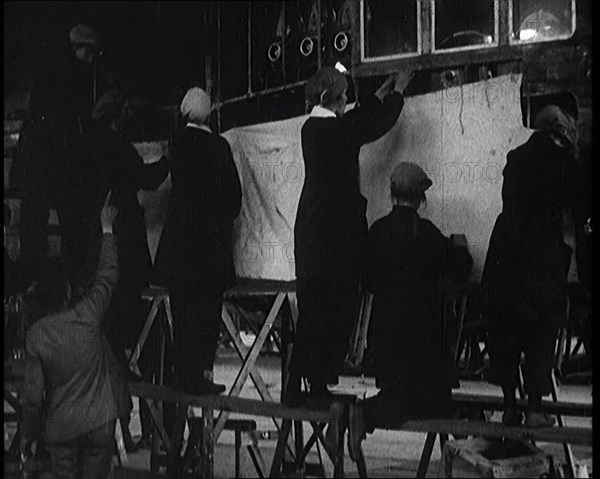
4, 1, 210, 112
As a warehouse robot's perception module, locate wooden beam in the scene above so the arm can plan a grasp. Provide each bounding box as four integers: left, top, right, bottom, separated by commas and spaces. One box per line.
352, 42, 583, 79
383, 419, 592, 446
452, 392, 593, 417
128, 382, 332, 423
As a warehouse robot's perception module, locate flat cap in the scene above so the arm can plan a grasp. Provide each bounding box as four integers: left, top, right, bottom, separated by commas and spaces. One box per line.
69, 24, 100, 46
390, 162, 433, 194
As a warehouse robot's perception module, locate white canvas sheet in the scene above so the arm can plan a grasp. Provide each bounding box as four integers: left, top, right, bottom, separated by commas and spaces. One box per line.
141, 74, 533, 281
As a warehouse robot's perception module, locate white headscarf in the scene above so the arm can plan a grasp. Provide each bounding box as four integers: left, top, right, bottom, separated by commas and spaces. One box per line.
180, 87, 212, 124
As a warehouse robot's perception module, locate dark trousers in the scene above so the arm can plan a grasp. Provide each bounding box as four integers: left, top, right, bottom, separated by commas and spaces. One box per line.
18, 191, 53, 284
170, 285, 224, 393
19, 190, 86, 288
163, 285, 223, 437
49, 420, 116, 479
103, 289, 145, 446
363, 385, 453, 433
488, 314, 558, 397
290, 275, 359, 385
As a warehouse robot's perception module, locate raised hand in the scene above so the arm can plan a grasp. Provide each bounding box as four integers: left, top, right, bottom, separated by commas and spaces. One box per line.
393, 69, 416, 94
100, 191, 118, 233
374, 74, 396, 101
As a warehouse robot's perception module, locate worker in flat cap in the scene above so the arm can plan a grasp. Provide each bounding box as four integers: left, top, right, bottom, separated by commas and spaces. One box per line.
154, 87, 241, 399
284, 65, 415, 410
14, 22, 115, 290
482, 103, 586, 428
343, 162, 472, 460
70, 24, 101, 64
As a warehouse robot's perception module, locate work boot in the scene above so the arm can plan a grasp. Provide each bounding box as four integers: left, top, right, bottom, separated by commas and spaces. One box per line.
525, 411, 556, 428
306, 383, 335, 410
282, 373, 304, 407
136, 435, 153, 450
347, 402, 366, 462
502, 405, 523, 427
189, 377, 226, 395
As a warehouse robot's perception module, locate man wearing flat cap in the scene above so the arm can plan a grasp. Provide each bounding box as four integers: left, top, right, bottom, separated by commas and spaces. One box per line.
14, 23, 115, 288
345, 162, 472, 459
154, 87, 242, 397
284, 66, 414, 407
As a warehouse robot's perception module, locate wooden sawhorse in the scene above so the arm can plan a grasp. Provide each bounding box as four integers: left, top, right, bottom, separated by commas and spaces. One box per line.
128, 382, 346, 479
128, 286, 174, 472
217, 281, 299, 449
350, 412, 592, 478
219, 279, 339, 475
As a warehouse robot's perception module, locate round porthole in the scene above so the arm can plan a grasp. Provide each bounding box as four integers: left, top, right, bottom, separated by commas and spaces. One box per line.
300, 37, 314, 57
334, 31, 349, 52
268, 42, 282, 62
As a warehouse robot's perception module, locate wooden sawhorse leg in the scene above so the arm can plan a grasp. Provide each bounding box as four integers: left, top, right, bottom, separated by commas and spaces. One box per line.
214, 294, 285, 440
416, 432, 437, 478
269, 419, 293, 478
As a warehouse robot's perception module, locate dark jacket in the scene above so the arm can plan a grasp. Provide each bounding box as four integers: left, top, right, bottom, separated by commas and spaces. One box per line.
82, 124, 169, 292
11, 52, 114, 204
366, 206, 472, 391
481, 131, 584, 326
22, 234, 129, 444
295, 93, 405, 280
154, 126, 242, 292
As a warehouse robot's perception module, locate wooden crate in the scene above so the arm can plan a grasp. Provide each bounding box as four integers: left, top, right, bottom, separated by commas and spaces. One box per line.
440, 437, 550, 478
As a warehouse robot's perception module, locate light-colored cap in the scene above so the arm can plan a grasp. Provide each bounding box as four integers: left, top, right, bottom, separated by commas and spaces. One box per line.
180, 87, 212, 124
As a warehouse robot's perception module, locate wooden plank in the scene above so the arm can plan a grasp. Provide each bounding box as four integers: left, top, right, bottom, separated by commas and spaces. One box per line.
224, 279, 296, 297
141, 286, 170, 299
384, 419, 592, 446
452, 392, 593, 417
128, 382, 332, 423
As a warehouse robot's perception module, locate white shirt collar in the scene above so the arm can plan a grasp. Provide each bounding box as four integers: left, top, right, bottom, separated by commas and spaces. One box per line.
309, 105, 337, 118
186, 122, 212, 133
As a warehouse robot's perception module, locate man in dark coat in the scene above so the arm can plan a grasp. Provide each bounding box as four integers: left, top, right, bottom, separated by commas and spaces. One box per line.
154, 87, 242, 396
481, 104, 584, 427
344, 162, 472, 460
13, 24, 115, 287
283, 66, 414, 406
82, 89, 170, 451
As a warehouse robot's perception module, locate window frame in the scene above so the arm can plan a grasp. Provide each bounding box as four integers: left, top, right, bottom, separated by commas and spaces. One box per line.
508, 0, 576, 45
431, 0, 500, 54
359, 0, 423, 63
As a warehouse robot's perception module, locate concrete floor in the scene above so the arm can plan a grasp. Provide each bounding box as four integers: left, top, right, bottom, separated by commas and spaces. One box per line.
5, 346, 593, 478
115, 348, 592, 478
